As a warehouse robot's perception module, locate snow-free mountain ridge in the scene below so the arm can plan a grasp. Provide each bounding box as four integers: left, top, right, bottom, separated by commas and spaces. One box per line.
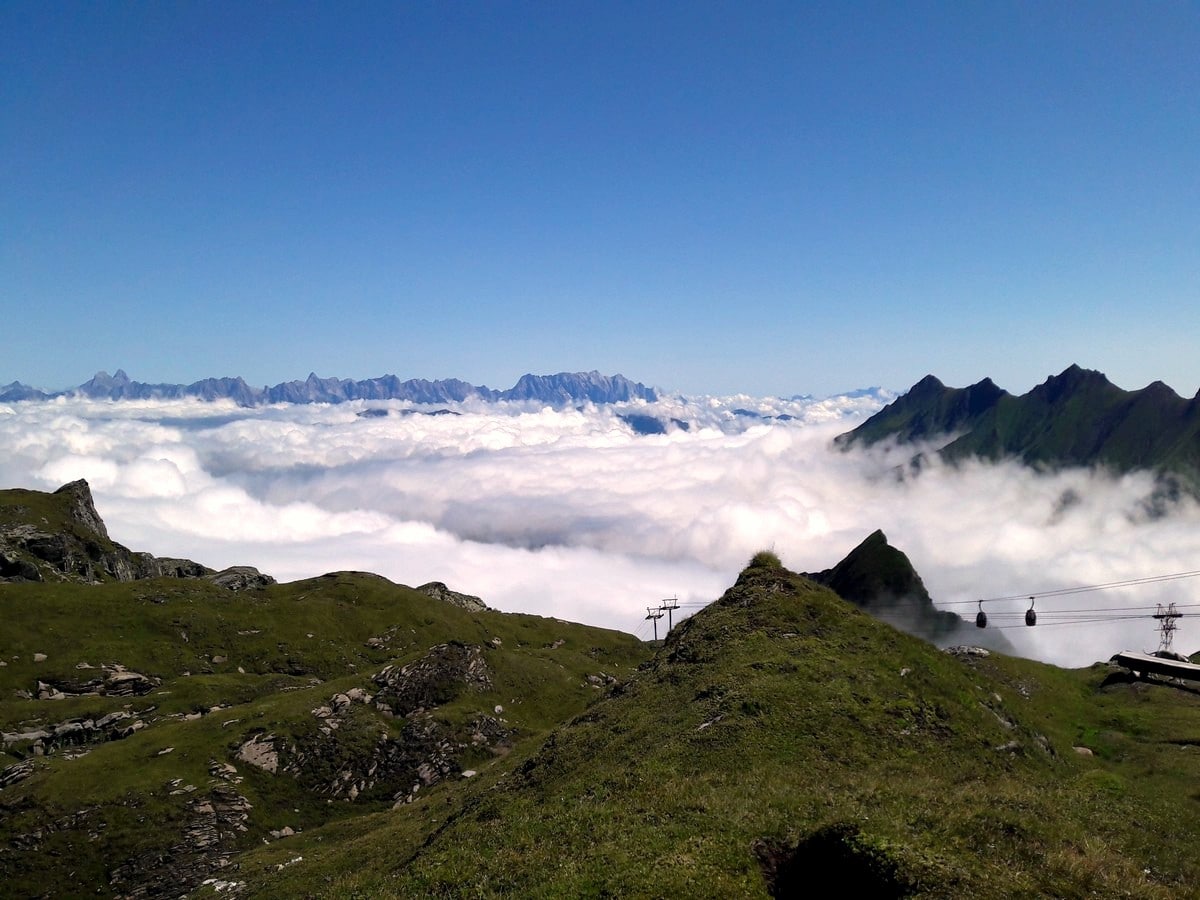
837, 364, 1200, 492
0, 370, 659, 408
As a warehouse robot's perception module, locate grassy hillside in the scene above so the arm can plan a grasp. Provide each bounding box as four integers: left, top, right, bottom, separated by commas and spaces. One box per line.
7, 479, 1200, 898
227, 557, 1200, 898
0, 573, 650, 897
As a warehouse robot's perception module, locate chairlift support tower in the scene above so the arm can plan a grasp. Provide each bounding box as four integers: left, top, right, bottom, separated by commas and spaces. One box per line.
659, 596, 680, 633
1154, 602, 1182, 654
645, 607, 665, 642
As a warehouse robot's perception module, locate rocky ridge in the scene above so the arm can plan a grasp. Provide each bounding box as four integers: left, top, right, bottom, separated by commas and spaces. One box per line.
0, 480, 273, 589
1, 369, 659, 408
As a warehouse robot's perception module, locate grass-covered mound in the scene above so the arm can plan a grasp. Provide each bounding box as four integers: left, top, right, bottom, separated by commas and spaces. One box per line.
233, 557, 1200, 898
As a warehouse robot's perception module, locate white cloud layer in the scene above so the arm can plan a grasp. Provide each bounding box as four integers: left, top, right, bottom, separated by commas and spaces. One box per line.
3, 393, 1198, 667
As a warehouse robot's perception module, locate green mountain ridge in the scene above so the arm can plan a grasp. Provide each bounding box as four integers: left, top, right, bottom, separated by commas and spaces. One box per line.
837, 364, 1200, 492
237, 557, 1200, 898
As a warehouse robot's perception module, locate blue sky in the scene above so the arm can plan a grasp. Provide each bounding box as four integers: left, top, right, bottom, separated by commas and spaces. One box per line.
4, 1, 1197, 397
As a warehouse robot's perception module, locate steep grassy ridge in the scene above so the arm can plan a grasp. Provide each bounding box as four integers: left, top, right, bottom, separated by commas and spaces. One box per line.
237, 558, 1200, 898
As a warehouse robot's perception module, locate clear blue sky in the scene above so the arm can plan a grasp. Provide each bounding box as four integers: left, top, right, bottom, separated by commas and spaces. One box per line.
4, 1, 1197, 397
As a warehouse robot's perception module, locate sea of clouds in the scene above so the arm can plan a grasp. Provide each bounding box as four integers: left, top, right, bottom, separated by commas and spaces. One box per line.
2, 391, 1197, 667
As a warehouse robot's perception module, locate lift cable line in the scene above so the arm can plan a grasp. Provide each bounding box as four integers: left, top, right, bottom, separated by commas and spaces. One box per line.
637, 566, 1200, 644
941, 568, 1200, 607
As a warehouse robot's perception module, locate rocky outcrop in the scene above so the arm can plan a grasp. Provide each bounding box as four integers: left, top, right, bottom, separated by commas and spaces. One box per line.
207, 566, 276, 591
0, 758, 36, 788
236, 645, 509, 807
372, 643, 492, 716
54, 480, 110, 539
416, 581, 489, 612
2, 709, 145, 758
33, 664, 159, 700
0, 481, 271, 587
236, 733, 280, 774
108, 763, 253, 899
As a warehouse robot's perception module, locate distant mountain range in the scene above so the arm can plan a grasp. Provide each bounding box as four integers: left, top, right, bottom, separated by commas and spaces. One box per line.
0, 369, 658, 408
837, 364, 1200, 490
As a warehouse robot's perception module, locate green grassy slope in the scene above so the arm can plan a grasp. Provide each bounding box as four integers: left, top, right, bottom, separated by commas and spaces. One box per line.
0, 573, 650, 897
236, 557, 1200, 898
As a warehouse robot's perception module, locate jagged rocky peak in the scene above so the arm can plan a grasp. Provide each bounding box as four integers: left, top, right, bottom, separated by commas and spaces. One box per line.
53, 479, 110, 540
805, 530, 1013, 652
0, 481, 268, 586
909, 374, 946, 394
1029, 364, 1116, 403
806, 529, 933, 610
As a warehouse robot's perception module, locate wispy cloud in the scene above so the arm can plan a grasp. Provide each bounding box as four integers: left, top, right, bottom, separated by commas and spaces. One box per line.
2, 394, 1196, 665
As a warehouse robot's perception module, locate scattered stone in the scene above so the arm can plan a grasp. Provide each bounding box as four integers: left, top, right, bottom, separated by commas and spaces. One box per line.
158, 747, 175, 756
212, 655, 226, 664
462, 769, 477, 778
1073, 746, 1094, 757
899, 667, 911, 677
33, 652, 47, 662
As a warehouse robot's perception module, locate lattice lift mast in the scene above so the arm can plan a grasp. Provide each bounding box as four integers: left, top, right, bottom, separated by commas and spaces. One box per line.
1154, 602, 1182, 654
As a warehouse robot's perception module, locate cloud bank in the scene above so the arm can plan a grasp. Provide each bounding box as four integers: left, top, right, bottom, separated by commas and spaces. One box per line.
2, 393, 1197, 667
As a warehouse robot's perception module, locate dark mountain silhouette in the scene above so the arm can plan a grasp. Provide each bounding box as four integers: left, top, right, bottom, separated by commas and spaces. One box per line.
805, 530, 1013, 652
837, 365, 1200, 490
